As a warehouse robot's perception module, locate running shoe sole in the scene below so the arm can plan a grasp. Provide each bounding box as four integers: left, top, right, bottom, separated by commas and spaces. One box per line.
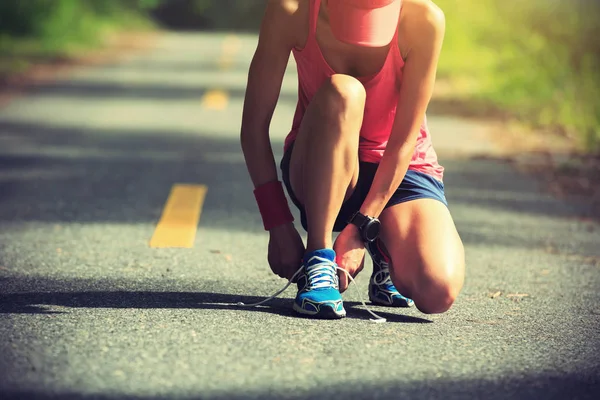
293, 300, 346, 319
369, 288, 414, 308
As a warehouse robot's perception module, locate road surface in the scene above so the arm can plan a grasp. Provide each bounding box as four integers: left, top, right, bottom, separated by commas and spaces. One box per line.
1, 32, 599, 399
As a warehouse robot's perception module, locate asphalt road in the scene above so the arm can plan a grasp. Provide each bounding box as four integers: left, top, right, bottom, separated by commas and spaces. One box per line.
0, 32, 599, 400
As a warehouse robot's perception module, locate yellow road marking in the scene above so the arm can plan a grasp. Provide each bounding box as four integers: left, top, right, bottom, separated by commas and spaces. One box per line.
149, 184, 208, 248
222, 35, 242, 55
201, 89, 228, 110
202, 35, 240, 109
218, 35, 241, 69
218, 57, 234, 70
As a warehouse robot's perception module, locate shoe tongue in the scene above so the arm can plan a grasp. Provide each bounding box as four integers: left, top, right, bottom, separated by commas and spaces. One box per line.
304, 249, 336, 267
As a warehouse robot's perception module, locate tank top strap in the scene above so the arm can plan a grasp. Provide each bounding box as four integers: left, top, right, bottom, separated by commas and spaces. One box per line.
309, 0, 321, 40
389, 5, 403, 63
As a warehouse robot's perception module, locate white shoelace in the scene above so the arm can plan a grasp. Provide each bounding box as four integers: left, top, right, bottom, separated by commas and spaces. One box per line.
368, 240, 394, 287
371, 262, 393, 287
303, 256, 338, 290
236, 256, 386, 323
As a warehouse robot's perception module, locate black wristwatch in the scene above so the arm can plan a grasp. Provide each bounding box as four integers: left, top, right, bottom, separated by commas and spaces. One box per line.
348, 211, 381, 243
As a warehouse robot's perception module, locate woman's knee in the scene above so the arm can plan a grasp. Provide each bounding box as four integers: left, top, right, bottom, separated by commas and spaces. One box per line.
395, 259, 465, 314
317, 74, 366, 119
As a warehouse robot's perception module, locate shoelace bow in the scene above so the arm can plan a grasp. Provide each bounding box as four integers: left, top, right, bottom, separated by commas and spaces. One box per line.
303, 256, 339, 290
237, 256, 386, 323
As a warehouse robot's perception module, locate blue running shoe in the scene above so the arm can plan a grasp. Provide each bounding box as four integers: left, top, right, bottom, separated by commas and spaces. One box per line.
365, 239, 414, 307
293, 249, 346, 319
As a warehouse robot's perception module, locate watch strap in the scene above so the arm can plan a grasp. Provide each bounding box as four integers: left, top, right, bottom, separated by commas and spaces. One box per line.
349, 211, 368, 229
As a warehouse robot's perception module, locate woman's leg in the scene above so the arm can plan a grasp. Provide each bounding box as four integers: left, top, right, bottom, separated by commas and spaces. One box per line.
379, 198, 465, 314
284, 74, 366, 318
288, 74, 366, 251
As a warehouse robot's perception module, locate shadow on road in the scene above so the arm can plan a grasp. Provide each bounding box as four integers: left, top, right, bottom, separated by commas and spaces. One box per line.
0, 120, 268, 229
2, 372, 598, 400
0, 276, 431, 324
22, 80, 298, 103
0, 116, 597, 256
1, 64, 597, 259
100, 59, 261, 74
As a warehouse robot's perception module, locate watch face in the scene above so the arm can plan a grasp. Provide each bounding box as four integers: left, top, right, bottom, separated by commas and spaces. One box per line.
365, 220, 381, 241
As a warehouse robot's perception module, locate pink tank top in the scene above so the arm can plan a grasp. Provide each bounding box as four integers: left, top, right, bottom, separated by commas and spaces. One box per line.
284, 0, 444, 181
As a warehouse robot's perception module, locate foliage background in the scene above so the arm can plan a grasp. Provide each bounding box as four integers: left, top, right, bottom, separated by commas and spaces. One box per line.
0, 0, 598, 152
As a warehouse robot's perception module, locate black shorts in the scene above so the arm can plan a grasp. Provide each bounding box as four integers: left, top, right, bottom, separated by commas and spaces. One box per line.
280, 141, 448, 232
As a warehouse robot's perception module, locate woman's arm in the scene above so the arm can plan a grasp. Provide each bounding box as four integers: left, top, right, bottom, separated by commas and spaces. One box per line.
359, 1, 446, 218
240, 0, 298, 188
241, 1, 307, 280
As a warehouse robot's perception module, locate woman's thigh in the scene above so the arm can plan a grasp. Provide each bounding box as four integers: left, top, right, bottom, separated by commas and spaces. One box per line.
379, 198, 465, 314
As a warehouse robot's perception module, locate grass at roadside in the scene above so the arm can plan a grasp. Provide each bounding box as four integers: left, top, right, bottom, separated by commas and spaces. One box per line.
435, 0, 600, 153
0, 1, 154, 84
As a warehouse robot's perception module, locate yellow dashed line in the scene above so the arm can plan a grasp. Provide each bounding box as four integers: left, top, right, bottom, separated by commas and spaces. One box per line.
219, 35, 242, 69
201, 35, 240, 109
222, 35, 242, 55
149, 184, 208, 248
152, 36, 241, 247
217, 57, 234, 70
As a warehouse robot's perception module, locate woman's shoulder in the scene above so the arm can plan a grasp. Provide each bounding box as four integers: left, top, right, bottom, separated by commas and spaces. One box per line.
261, 0, 310, 49
262, 0, 310, 24
398, 0, 446, 58
266, 0, 301, 14
401, 0, 445, 20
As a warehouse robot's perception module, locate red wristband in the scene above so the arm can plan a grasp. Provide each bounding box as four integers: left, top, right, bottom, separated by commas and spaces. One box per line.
253, 181, 294, 230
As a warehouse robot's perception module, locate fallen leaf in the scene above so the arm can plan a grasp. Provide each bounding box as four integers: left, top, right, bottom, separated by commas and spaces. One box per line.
224, 254, 232, 262
506, 293, 529, 301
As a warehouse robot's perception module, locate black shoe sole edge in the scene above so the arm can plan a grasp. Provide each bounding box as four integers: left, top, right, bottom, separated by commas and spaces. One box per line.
293, 302, 346, 319
369, 294, 415, 308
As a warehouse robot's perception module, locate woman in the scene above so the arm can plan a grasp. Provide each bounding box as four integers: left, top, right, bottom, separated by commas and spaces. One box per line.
241, 0, 465, 319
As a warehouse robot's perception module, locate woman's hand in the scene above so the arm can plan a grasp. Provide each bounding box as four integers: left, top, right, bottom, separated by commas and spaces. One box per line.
267, 223, 305, 281
333, 224, 366, 293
